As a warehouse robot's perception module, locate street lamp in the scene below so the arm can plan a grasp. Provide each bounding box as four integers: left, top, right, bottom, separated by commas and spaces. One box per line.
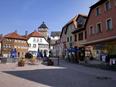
48, 37, 51, 58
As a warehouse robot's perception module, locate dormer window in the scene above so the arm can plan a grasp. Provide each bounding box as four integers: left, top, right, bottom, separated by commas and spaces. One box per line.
77, 17, 84, 28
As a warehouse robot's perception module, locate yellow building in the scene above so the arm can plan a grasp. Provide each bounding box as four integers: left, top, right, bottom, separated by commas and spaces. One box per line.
1, 32, 28, 58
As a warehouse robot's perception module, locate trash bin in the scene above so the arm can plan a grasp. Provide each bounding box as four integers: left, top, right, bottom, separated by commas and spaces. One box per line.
1, 58, 7, 63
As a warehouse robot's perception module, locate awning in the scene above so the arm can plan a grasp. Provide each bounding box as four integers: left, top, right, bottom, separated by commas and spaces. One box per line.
10, 48, 17, 58
67, 47, 80, 52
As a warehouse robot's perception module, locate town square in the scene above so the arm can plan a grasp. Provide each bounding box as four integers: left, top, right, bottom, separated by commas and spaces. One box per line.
0, 0, 116, 87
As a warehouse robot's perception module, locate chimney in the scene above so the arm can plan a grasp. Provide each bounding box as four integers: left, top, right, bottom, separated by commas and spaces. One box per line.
25, 30, 28, 36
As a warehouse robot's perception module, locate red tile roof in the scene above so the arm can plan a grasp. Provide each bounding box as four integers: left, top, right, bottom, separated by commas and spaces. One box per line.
63, 15, 78, 28
27, 31, 42, 38
4, 32, 27, 40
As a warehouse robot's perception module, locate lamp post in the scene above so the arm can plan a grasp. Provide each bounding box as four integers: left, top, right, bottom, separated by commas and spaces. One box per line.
56, 40, 60, 66
48, 37, 51, 59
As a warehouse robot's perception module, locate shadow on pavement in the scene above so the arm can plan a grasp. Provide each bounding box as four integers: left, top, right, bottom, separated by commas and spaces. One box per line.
2, 62, 116, 87
3, 68, 77, 87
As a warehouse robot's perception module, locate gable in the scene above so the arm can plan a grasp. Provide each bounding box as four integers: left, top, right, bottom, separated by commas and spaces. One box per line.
28, 37, 48, 45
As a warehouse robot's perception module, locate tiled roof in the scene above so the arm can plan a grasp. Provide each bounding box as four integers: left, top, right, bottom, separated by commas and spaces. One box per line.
63, 15, 78, 28
27, 31, 42, 38
4, 32, 27, 40
60, 16, 78, 38
78, 14, 87, 18
51, 31, 61, 37
72, 14, 87, 34
90, 0, 106, 9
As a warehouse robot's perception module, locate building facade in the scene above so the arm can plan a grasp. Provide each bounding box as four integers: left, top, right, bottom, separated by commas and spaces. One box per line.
1, 32, 28, 58
0, 35, 2, 56
72, 14, 87, 60
50, 31, 61, 57
65, 16, 78, 49
85, 0, 116, 59
72, 14, 87, 48
53, 39, 62, 57
27, 31, 49, 57
60, 27, 67, 58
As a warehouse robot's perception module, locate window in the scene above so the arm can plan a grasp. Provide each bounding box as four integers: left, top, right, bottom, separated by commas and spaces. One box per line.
40, 38, 42, 42
69, 43, 72, 47
78, 32, 83, 41
89, 26, 95, 35
96, 7, 100, 16
33, 38, 36, 42
67, 37, 69, 42
70, 36, 72, 42
106, 19, 112, 31
96, 23, 102, 33
105, 1, 111, 11
8, 45, 11, 48
74, 34, 77, 41
37, 38, 39, 42
33, 44, 36, 48
115, 0, 116, 6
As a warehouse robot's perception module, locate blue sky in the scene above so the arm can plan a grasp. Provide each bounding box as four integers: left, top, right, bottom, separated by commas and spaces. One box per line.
0, 0, 98, 35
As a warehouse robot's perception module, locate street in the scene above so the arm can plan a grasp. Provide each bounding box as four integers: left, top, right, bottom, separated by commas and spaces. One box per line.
0, 59, 116, 87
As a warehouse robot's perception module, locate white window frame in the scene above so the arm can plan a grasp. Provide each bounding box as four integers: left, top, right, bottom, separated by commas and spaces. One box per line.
96, 6, 100, 16
89, 25, 95, 35
115, 0, 116, 6
106, 18, 113, 31
96, 22, 102, 33
104, 0, 111, 11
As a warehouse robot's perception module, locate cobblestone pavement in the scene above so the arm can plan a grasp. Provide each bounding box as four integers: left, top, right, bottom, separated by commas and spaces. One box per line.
0, 60, 116, 87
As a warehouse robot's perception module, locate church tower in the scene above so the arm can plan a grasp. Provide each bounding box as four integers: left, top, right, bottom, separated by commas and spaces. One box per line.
38, 22, 48, 40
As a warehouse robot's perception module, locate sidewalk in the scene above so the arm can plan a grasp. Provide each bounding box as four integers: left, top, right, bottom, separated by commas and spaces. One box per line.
51, 57, 116, 72
79, 59, 116, 72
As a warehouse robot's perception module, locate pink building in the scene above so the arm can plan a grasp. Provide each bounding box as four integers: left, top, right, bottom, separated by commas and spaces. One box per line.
60, 27, 67, 58
85, 0, 116, 59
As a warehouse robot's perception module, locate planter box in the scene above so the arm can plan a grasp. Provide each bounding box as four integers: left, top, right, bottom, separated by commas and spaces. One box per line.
1, 58, 7, 63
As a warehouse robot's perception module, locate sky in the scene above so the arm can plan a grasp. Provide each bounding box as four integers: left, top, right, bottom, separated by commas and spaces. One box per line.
0, 0, 99, 35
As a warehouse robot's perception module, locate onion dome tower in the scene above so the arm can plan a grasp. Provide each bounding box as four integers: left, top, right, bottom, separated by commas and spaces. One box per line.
38, 22, 48, 40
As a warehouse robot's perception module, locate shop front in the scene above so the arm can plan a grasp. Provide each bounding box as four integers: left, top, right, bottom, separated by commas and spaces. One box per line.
86, 39, 116, 64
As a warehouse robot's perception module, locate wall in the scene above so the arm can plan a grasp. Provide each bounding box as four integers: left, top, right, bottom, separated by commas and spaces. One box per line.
27, 37, 49, 56
86, 0, 116, 42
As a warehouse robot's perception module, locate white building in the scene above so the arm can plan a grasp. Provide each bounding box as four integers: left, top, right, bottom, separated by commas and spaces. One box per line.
27, 31, 49, 57
50, 31, 61, 57
0, 41, 1, 56
0, 35, 2, 56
